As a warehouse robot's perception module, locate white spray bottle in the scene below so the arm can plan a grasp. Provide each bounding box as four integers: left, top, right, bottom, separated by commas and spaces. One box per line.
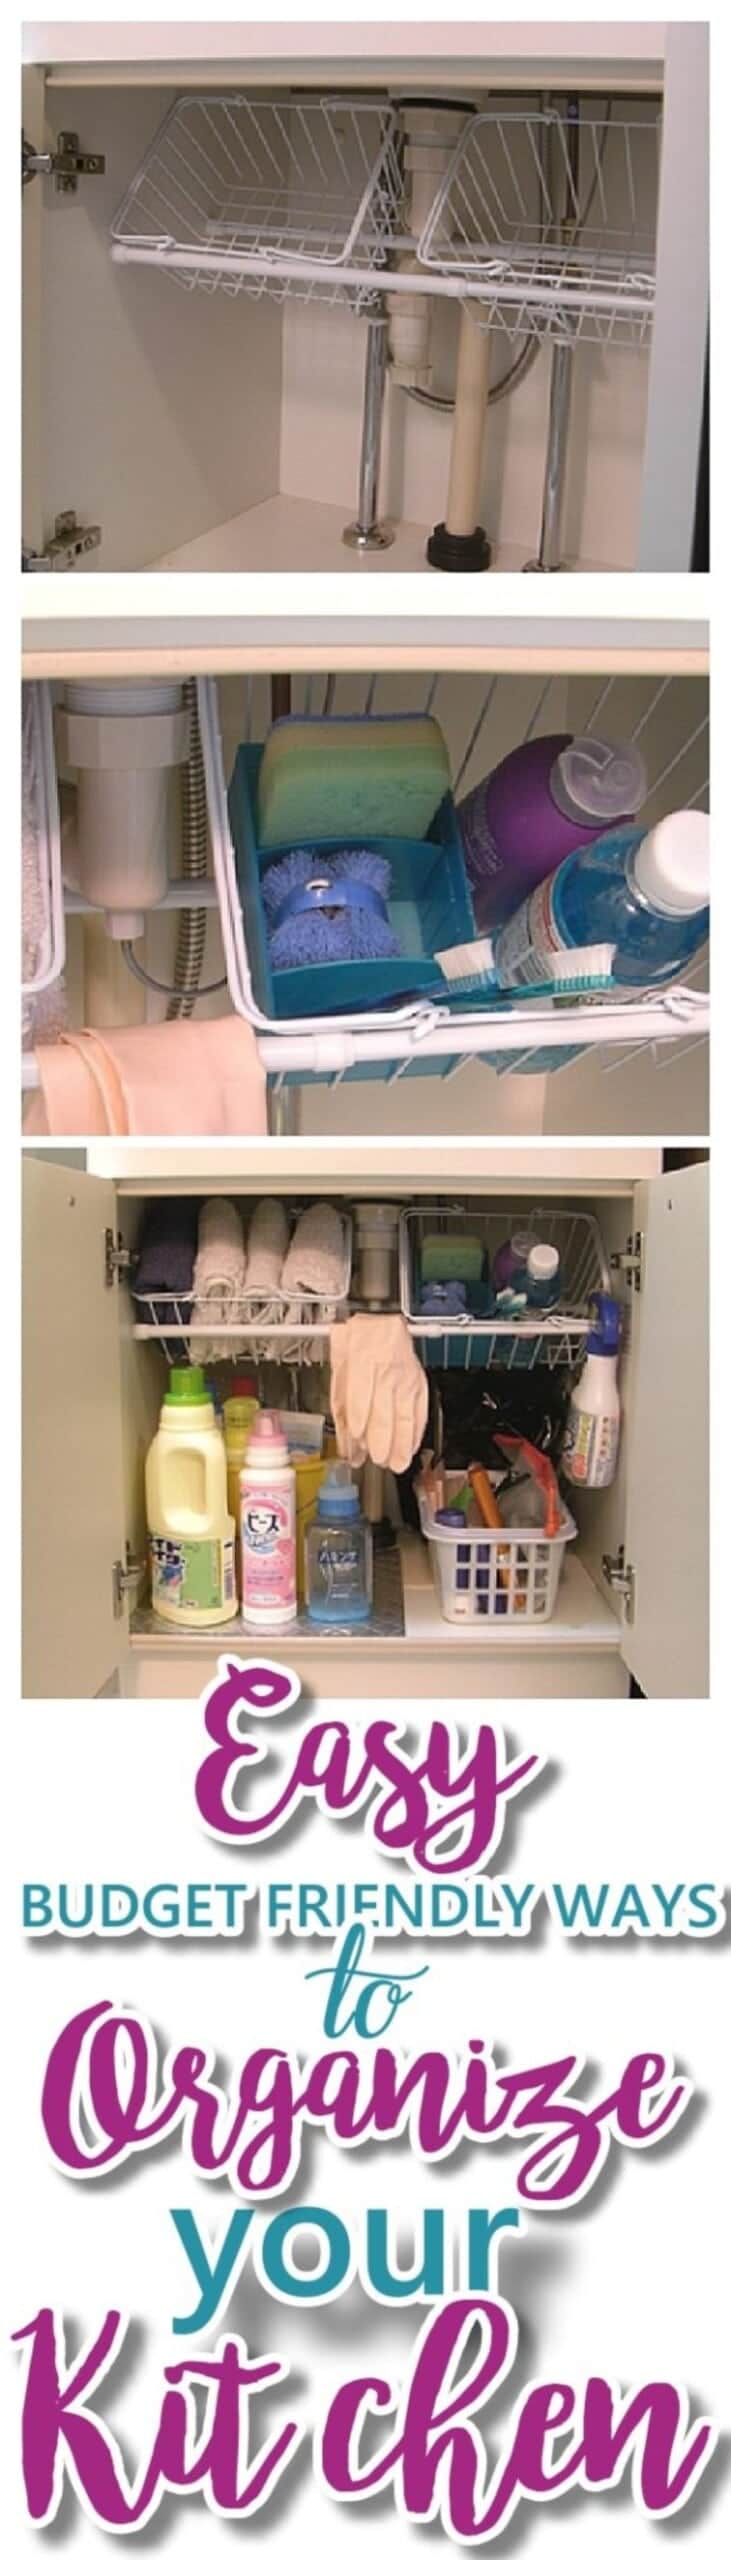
562, 1293, 622, 1489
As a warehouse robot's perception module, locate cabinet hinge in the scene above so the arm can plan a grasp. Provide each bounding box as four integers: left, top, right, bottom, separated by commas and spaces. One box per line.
22, 129, 106, 193
23, 510, 102, 573
105, 1229, 134, 1288
112, 1550, 146, 1619
610, 1229, 644, 1293
602, 1545, 636, 1623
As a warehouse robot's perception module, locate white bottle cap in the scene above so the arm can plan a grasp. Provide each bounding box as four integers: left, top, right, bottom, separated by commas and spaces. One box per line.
551, 736, 647, 824
65, 681, 184, 717
527, 1244, 559, 1281
633, 810, 710, 916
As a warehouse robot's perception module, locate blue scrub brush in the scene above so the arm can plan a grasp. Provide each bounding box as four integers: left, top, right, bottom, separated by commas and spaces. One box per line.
261, 847, 402, 971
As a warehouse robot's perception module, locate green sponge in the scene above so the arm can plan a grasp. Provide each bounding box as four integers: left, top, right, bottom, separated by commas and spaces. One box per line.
257, 714, 451, 848
420, 1235, 485, 1282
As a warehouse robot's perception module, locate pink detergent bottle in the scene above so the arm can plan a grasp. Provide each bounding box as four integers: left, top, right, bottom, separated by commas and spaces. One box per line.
457, 732, 647, 930
241, 1413, 297, 1627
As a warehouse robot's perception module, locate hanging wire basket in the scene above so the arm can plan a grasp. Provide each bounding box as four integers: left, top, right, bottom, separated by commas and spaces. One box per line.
110, 94, 403, 314
400, 1203, 610, 1370
418, 106, 662, 347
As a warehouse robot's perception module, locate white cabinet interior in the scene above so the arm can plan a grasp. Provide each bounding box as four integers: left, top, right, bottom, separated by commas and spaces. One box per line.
21, 25, 708, 574
21, 1148, 709, 1704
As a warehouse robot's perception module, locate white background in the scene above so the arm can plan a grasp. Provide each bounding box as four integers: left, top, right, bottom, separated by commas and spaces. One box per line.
4, 1694, 730, 2551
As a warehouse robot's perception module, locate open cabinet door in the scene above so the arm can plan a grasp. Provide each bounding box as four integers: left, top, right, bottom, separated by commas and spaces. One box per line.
23, 1159, 127, 1696
22, 66, 45, 558
621, 1162, 708, 1698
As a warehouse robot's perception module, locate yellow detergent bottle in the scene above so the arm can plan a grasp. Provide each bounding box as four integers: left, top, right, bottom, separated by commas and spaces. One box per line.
146, 1366, 237, 1626
223, 1377, 260, 1595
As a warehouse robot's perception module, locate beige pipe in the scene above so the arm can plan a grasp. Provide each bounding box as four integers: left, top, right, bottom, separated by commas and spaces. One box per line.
444, 309, 491, 537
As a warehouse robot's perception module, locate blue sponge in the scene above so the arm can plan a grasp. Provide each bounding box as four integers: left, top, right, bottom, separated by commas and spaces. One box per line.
261, 847, 402, 972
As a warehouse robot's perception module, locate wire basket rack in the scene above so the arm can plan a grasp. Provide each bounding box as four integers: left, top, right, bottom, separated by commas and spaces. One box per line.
202, 667, 708, 1086
132, 1207, 353, 1361
400, 1203, 610, 1371
110, 95, 403, 314
418, 107, 662, 348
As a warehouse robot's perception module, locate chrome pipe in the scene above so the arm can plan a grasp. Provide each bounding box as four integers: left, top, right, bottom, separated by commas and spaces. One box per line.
343, 306, 395, 551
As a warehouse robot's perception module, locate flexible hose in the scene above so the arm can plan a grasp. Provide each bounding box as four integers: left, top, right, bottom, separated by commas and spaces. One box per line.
121, 942, 227, 999
166, 677, 209, 1019
404, 335, 539, 414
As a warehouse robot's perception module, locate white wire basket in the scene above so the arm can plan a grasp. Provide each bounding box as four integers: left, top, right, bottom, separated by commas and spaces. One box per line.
400, 1204, 610, 1369
110, 95, 403, 313
418, 107, 662, 348
197, 671, 709, 1089
132, 1208, 352, 1359
21, 684, 65, 1006
20, 668, 709, 1099
417, 1473, 577, 1623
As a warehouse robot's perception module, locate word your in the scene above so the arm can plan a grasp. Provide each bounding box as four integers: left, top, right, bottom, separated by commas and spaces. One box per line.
13, 2302, 716, 2537
171, 2202, 522, 2332
42, 1998, 691, 2207
195, 1658, 542, 1877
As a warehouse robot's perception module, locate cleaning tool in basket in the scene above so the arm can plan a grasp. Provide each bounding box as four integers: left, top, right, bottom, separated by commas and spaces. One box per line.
562, 1294, 622, 1488
330, 1315, 428, 1474
245, 1198, 289, 1295
281, 1205, 350, 1301
433, 935, 499, 997
191, 1199, 247, 1359
495, 1435, 562, 1537
261, 848, 402, 972
419, 1280, 469, 1318
420, 1233, 485, 1284
257, 714, 451, 848
495, 810, 710, 993
457, 732, 648, 932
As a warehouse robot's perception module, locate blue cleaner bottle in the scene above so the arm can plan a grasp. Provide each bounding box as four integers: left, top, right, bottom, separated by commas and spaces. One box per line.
494, 810, 709, 992
304, 1465, 373, 1624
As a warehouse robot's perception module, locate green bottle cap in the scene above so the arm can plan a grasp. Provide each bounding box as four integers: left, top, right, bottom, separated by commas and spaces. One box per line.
164, 1365, 210, 1406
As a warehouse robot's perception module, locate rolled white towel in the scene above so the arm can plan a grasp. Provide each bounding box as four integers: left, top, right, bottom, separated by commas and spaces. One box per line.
191, 1198, 247, 1358
281, 1204, 349, 1304
245, 1197, 290, 1297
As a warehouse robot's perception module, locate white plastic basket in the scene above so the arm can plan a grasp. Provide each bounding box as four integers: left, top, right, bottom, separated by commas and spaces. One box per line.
417, 1473, 577, 1624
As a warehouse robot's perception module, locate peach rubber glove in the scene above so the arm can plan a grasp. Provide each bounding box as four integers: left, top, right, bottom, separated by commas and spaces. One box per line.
330, 1316, 427, 1475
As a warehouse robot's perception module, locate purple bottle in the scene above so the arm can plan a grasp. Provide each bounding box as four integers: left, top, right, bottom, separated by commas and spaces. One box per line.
457, 732, 647, 931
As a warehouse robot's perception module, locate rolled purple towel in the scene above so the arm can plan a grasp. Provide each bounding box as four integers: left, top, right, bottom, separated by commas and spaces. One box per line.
133, 1199, 198, 1309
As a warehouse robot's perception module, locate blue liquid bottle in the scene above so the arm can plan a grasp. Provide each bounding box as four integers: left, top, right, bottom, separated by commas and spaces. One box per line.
495, 810, 709, 992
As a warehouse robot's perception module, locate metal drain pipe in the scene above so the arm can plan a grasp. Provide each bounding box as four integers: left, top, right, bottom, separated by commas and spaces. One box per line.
343, 299, 394, 552
524, 96, 580, 572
